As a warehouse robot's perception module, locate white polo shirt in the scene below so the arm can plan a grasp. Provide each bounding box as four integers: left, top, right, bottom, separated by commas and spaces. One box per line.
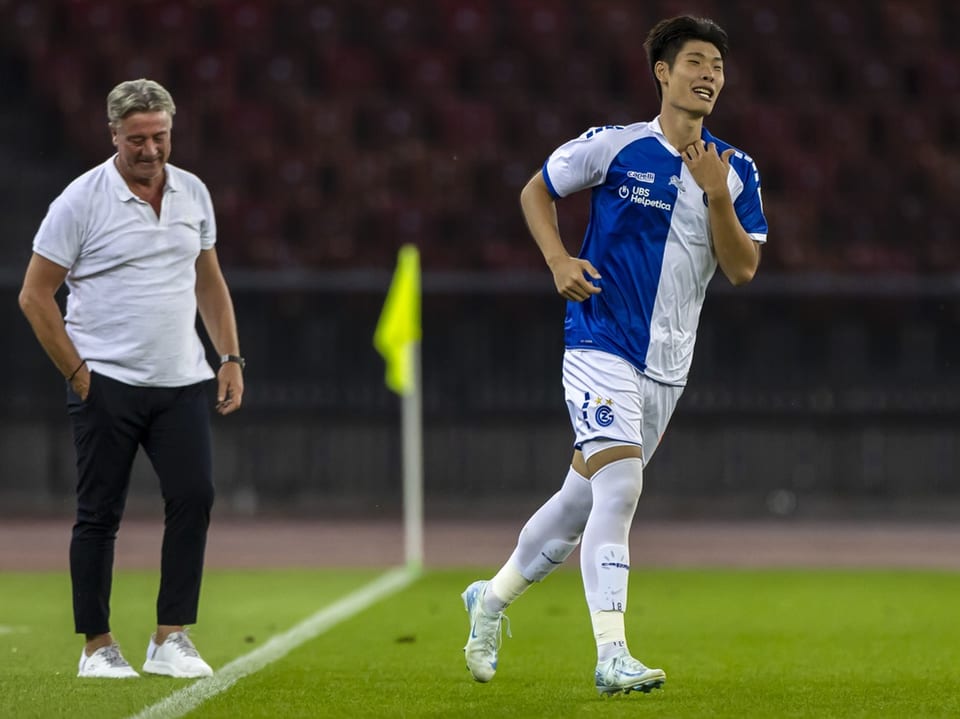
33, 155, 217, 387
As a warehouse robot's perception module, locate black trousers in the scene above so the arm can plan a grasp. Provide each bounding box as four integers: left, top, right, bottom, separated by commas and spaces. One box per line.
67, 372, 215, 635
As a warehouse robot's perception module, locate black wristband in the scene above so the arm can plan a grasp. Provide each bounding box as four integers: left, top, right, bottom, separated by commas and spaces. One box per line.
67, 359, 86, 382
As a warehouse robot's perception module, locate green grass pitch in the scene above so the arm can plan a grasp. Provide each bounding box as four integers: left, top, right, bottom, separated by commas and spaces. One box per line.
1, 568, 958, 718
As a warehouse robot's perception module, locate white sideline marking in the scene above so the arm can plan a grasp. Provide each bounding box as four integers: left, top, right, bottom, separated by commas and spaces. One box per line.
127, 567, 418, 719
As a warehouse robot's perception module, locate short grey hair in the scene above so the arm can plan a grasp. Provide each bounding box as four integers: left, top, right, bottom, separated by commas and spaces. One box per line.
106, 79, 176, 127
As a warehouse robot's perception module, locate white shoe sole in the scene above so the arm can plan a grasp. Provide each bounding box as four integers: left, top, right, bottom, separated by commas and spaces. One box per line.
597, 669, 666, 696
142, 659, 213, 678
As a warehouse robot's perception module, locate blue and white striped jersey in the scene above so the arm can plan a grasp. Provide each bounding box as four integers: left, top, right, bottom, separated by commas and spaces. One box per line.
542, 117, 768, 386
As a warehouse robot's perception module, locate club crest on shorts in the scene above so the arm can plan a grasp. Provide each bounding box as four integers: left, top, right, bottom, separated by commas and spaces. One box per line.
594, 397, 615, 427
581, 393, 615, 429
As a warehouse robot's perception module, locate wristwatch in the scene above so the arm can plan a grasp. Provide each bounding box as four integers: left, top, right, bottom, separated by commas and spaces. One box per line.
220, 354, 246, 370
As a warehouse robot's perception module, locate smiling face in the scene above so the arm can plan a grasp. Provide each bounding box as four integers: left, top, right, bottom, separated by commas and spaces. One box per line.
655, 39, 725, 119
111, 110, 172, 187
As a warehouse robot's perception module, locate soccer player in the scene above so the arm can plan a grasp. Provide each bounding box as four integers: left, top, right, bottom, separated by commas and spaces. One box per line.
19, 79, 244, 678
461, 16, 767, 695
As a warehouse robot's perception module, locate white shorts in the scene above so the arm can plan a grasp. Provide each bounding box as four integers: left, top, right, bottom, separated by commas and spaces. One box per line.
563, 349, 683, 466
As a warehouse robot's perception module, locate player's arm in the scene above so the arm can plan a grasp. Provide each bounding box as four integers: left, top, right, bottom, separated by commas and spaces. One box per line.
520, 172, 601, 302
708, 193, 761, 286
18, 253, 90, 395
682, 140, 760, 286
196, 247, 244, 414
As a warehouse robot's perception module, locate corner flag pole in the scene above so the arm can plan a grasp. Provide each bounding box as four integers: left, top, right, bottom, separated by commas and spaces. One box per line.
401, 343, 423, 572
373, 245, 424, 573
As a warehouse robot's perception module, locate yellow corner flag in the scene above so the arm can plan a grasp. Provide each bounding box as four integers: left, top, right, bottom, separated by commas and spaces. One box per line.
374, 245, 422, 395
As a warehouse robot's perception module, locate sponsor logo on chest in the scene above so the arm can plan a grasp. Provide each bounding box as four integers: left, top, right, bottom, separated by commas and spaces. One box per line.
618, 169, 674, 211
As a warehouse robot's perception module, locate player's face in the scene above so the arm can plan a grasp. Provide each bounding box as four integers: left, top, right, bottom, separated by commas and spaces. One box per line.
657, 40, 725, 118
111, 111, 172, 185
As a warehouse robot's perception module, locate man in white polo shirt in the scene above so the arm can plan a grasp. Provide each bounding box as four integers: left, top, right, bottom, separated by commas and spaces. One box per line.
19, 79, 244, 679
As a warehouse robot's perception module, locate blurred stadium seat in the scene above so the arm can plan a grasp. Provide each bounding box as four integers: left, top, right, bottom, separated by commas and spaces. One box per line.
0, 0, 957, 273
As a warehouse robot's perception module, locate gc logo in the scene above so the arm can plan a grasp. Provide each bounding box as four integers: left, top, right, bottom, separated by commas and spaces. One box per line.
595, 405, 615, 427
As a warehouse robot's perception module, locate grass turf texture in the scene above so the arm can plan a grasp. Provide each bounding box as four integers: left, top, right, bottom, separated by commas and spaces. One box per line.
1, 568, 958, 718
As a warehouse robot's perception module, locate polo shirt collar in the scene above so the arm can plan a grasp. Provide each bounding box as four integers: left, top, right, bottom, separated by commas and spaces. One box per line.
107, 154, 177, 201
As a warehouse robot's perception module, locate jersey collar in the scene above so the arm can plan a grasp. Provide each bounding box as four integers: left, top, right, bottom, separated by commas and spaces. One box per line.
649, 116, 714, 154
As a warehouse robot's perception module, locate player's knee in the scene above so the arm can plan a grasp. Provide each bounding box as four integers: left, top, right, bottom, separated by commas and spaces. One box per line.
556, 488, 592, 519
591, 457, 644, 515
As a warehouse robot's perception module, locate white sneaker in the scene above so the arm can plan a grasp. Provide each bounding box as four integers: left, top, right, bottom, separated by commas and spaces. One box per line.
142, 631, 213, 678
78, 644, 140, 678
461, 580, 510, 683
595, 651, 666, 695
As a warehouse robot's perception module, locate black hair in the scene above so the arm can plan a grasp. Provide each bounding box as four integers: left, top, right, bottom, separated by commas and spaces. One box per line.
643, 16, 729, 101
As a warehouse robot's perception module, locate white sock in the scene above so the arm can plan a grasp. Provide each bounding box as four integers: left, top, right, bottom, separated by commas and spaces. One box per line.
580, 457, 643, 654
509, 465, 592, 577
484, 562, 528, 614
597, 641, 628, 662
593, 611, 627, 661
483, 466, 593, 613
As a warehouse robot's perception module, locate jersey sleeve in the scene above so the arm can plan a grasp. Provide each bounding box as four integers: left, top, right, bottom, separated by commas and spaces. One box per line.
730, 153, 768, 242
32, 193, 84, 269
542, 125, 626, 199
